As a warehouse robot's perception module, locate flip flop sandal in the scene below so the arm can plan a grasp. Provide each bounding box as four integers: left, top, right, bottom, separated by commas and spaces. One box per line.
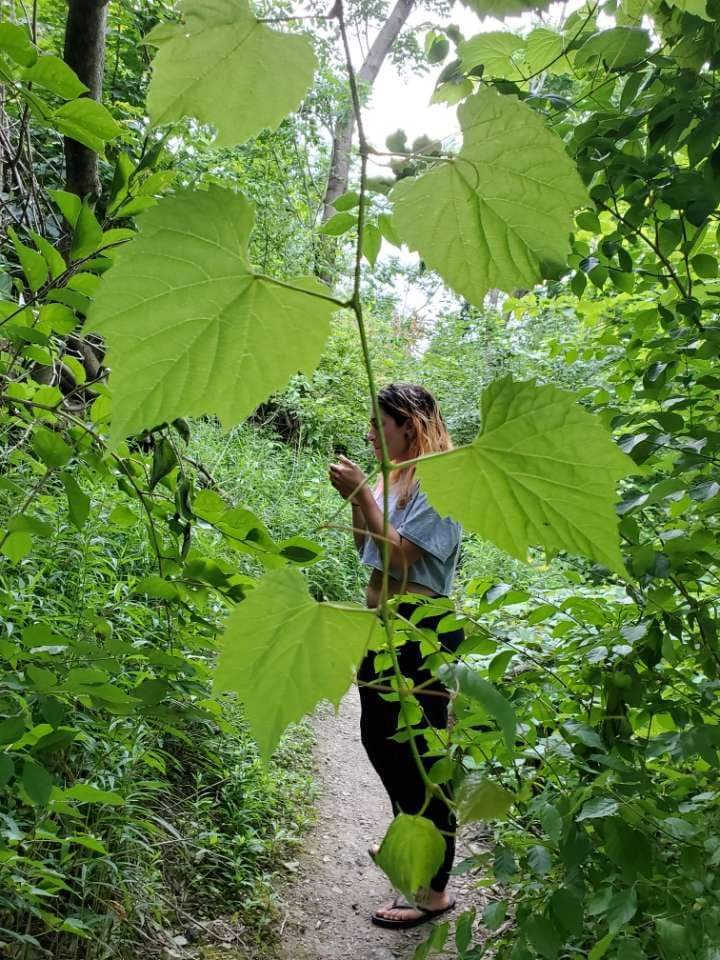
371, 895, 457, 930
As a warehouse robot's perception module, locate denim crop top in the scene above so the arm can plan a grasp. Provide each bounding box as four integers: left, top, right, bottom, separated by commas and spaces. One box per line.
359, 483, 462, 597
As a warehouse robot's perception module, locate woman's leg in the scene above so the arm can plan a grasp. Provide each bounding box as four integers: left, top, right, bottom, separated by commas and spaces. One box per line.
358, 608, 463, 892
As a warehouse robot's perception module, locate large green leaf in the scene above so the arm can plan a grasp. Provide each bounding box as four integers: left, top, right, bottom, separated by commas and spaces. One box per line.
391, 89, 588, 306
456, 773, 515, 822
23, 55, 88, 99
213, 568, 377, 757
146, 0, 316, 147
375, 814, 446, 899
441, 663, 516, 748
458, 32, 526, 80
461, 0, 553, 17
85, 187, 337, 445
666, 0, 712, 19
526, 28, 571, 76
416, 377, 634, 575
574, 27, 650, 71
50, 98, 122, 154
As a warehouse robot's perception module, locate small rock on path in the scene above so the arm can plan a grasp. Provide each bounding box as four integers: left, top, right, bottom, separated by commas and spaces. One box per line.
277, 689, 491, 960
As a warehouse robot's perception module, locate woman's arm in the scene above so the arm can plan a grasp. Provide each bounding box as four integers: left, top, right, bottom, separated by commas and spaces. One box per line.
351, 500, 367, 553
355, 485, 424, 573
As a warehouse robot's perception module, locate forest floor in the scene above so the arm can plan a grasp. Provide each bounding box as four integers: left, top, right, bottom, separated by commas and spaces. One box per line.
273, 690, 494, 960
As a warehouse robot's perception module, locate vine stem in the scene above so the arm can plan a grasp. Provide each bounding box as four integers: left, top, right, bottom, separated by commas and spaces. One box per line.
333, 0, 451, 816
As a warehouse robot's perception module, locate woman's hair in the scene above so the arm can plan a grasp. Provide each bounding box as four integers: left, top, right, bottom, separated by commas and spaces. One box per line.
376, 382, 453, 506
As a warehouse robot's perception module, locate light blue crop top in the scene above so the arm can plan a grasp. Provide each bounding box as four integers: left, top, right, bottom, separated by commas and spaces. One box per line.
359, 483, 462, 596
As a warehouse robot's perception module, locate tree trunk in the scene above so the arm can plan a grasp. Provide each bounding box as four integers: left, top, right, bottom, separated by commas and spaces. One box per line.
322, 0, 416, 222
63, 0, 110, 198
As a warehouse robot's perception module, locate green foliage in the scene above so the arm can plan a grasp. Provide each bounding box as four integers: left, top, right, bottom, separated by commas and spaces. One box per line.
375, 814, 446, 900
86, 187, 338, 445
2, 0, 720, 956
391, 89, 588, 306
214, 567, 377, 756
417, 376, 635, 574
145, 0, 317, 147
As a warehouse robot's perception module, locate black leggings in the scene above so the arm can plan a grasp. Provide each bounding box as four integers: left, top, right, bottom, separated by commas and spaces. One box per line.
358, 601, 464, 892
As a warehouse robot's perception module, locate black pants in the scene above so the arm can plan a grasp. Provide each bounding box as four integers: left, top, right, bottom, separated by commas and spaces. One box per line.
358, 601, 464, 892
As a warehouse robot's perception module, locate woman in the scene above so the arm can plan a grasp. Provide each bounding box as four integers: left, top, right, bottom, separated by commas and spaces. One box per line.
329, 382, 463, 930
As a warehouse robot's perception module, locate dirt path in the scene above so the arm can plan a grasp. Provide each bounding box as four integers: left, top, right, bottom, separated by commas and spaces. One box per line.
277, 690, 491, 960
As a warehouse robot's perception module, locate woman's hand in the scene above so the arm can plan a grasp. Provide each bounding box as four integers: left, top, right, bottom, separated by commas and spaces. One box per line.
329, 455, 367, 504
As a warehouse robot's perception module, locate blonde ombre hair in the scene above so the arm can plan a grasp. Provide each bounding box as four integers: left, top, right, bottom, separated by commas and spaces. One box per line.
375, 382, 453, 507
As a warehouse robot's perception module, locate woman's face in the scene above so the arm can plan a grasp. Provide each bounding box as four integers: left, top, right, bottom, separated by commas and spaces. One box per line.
367, 410, 412, 462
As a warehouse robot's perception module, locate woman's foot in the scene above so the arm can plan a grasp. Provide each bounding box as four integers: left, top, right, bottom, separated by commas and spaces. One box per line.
371, 889, 455, 928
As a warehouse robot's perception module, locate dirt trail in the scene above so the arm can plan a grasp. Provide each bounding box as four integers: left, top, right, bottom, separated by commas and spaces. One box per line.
277, 690, 491, 960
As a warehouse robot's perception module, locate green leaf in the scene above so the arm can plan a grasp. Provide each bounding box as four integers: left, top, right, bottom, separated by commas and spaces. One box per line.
483, 899, 507, 931
193, 489, 276, 555
540, 804, 563, 844
378, 213, 401, 247
666, 0, 712, 18
656, 919, 689, 959
146, 0, 317, 147
51, 98, 123, 154
49, 189, 82, 227
22, 760, 53, 806
8, 227, 48, 292
528, 844, 552, 876
577, 796, 619, 820
526, 28, 568, 76
108, 504, 138, 528
0, 754, 14, 786
488, 649, 513, 681
589, 932, 616, 960
86, 187, 337, 446
32, 427, 72, 468
133, 575, 179, 600
32, 427, 73, 469
691, 253, 717, 278
213, 568, 377, 757
318, 212, 357, 236
615, 938, 646, 960
276, 536, 324, 565
70, 202, 103, 260
1, 531, 33, 563
574, 28, 650, 71
391, 89, 588, 306
62, 474, 90, 530
442, 663, 516, 748
150, 437, 177, 489
603, 818, 652, 879
607, 888, 637, 933
456, 773, 514, 822
0, 22, 37, 66
461, 0, 553, 18
362, 222, 382, 267
416, 377, 633, 575
414, 921, 449, 959
332, 191, 360, 211
0, 717, 27, 744
550, 887, 583, 936
525, 914, 561, 959
62, 783, 124, 805
30, 231, 66, 280
23, 55, 88, 98
375, 814, 445, 900
458, 33, 526, 80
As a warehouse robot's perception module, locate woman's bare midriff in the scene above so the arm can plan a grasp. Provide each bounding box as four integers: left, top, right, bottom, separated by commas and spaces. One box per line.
365, 566, 440, 609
